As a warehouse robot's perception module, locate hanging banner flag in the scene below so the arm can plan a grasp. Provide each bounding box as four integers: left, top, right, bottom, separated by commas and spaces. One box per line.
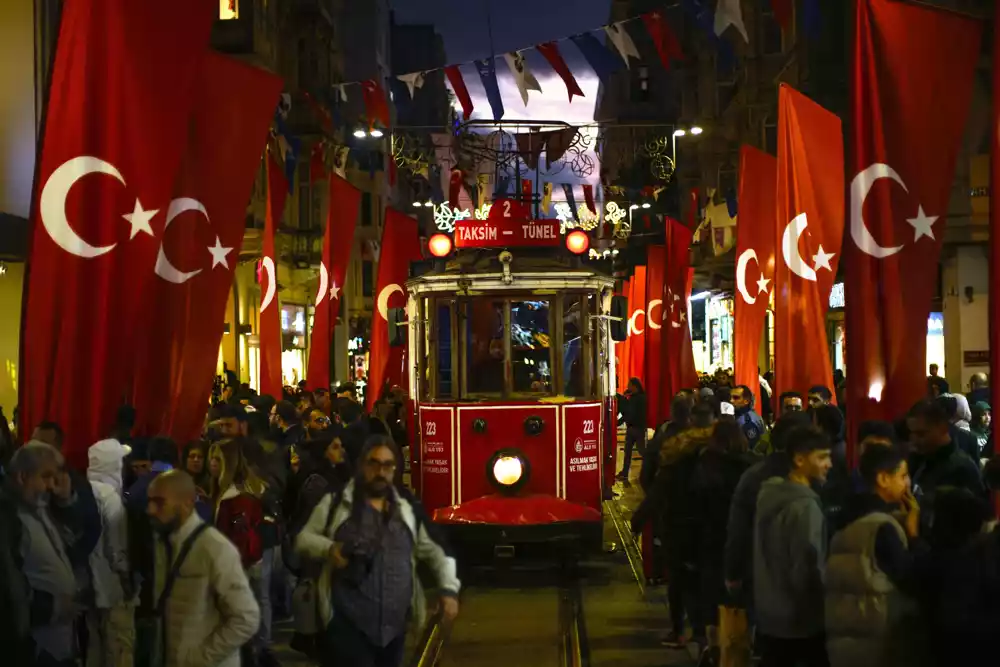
714, 0, 749, 43
734, 145, 777, 396
845, 0, 982, 434
627, 266, 647, 386
308, 173, 362, 395
687, 187, 701, 229
368, 209, 422, 409
134, 54, 282, 443
992, 7, 1000, 425
398, 71, 425, 98
570, 33, 623, 84
362, 78, 391, 129
302, 90, 332, 131
521, 179, 532, 202
661, 219, 697, 415
536, 42, 585, 102
389, 78, 412, 120
681, 0, 735, 71
503, 51, 542, 106
642, 11, 684, 70
774, 85, 844, 400
605, 22, 641, 67
561, 184, 580, 222
448, 169, 463, 208
477, 173, 490, 209
475, 57, 505, 121
771, 0, 793, 31
335, 84, 348, 102
309, 141, 327, 184
644, 245, 666, 426
582, 184, 597, 215
541, 182, 554, 211
18, 0, 214, 467
281, 135, 300, 195
260, 154, 288, 400
445, 66, 474, 120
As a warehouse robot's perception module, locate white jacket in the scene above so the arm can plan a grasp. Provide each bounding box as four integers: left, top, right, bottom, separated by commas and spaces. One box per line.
154, 513, 259, 667
87, 439, 130, 608
295, 480, 460, 629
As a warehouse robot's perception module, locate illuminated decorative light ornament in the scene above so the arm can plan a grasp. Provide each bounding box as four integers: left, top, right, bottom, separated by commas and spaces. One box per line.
432, 202, 491, 232
554, 202, 600, 233
605, 201, 631, 239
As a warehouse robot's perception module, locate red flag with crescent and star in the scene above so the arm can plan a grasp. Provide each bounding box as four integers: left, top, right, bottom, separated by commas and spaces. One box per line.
774, 84, 844, 401
367, 208, 422, 409
626, 265, 647, 387
19, 0, 214, 467
644, 245, 666, 426
734, 145, 777, 395
845, 0, 982, 437
307, 173, 361, 395
132, 53, 282, 442
260, 153, 287, 400
661, 218, 697, 415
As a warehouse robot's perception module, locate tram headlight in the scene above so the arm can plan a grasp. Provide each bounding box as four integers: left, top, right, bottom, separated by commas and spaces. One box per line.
487, 449, 530, 493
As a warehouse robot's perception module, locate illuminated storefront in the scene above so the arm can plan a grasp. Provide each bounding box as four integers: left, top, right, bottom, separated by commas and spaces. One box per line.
281, 304, 308, 387
706, 295, 734, 372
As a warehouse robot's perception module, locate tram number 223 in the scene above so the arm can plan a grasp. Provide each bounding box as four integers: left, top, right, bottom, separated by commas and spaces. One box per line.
425, 422, 437, 436
583, 420, 595, 434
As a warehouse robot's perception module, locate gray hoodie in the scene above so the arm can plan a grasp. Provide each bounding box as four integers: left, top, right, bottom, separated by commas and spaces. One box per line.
753, 476, 827, 638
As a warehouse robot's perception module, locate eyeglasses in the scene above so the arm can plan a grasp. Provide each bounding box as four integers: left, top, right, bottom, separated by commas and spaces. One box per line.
365, 458, 397, 473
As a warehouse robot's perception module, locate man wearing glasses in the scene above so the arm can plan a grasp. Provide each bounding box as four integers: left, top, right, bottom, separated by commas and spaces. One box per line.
296, 435, 460, 667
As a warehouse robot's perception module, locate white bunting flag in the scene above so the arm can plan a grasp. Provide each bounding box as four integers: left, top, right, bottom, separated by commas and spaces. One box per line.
503, 51, 543, 106
397, 72, 426, 99
714, 0, 749, 43
335, 84, 348, 102
332, 145, 349, 177
604, 22, 640, 68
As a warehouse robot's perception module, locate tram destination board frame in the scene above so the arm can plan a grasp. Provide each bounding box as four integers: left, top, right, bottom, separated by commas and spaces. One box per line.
454, 198, 561, 249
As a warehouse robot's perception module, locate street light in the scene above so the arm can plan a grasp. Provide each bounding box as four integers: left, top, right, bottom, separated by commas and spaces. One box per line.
641, 202, 651, 209
673, 129, 687, 138
369, 128, 384, 138
690, 126, 704, 136
629, 204, 639, 210
353, 129, 367, 139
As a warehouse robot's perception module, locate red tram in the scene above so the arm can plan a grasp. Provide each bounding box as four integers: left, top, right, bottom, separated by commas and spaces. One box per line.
394, 200, 627, 558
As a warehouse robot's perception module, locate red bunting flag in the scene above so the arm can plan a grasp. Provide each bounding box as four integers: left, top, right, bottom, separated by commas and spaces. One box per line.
449, 169, 463, 208
536, 42, 585, 102
302, 90, 332, 131
687, 187, 701, 230
259, 154, 287, 400
133, 54, 282, 442
644, 245, 665, 426
307, 173, 362, 395
445, 66, 474, 120
367, 209, 423, 409
521, 179, 532, 202
734, 146, 777, 396
310, 142, 327, 184
582, 184, 597, 215
361, 78, 391, 130
642, 11, 684, 71
19, 0, 214, 467
846, 0, 982, 436
774, 85, 844, 400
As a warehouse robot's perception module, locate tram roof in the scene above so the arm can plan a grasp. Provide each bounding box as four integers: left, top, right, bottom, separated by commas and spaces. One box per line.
408, 250, 615, 293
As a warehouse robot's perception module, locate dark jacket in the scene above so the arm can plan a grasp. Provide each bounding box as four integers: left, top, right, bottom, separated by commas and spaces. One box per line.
618, 391, 647, 430
948, 424, 980, 463
724, 452, 787, 584
690, 448, 753, 569
49, 468, 101, 569
0, 486, 33, 663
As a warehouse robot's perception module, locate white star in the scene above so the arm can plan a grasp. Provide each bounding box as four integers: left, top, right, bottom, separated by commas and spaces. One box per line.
756, 275, 771, 294
329, 282, 341, 300
907, 205, 938, 241
207, 236, 232, 269
813, 245, 835, 272
122, 199, 158, 239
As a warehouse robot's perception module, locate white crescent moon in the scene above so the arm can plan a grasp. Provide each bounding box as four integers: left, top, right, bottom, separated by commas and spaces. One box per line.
154, 198, 207, 284
647, 300, 662, 330
850, 163, 906, 258
315, 262, 329, 307
40, 156, 125, 258
736, 248, 758, 305
627, 308, 645, 337
260, 257, 277, 312
781, 213, 817, 282
377, 283, 404, 320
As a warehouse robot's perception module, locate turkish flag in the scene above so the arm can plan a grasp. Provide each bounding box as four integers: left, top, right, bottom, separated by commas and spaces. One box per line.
626, 266, 647, 387
845, 0, 982, 434
644, 245, 666, 426
307, 173, 362, 394
734, 146, 777, 394
361, 79, 391, 130
19, 0, 214, 466
991, 8, 1000, 419
661, 218, 697, 414
616, 278, 631, 394
260, 154, 288, 400
774, 85, 844, 399
367, 209, 422, 409
133, 54, 282, 442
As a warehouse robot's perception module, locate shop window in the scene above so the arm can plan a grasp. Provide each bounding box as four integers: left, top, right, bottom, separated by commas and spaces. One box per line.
361, 260, 374, 297
219, 0, 238, 20
632, 66, 651, 103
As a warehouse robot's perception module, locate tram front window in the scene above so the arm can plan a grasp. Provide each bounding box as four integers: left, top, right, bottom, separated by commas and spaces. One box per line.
562, 296, 585, 396
511, 300, 551, 394
466, 300, 505, 395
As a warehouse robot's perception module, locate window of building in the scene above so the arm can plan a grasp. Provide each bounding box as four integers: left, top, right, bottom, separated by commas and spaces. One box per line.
219, 0, 238, 20
761, 10, 784, 55
361, 260, 374, 297
631, 66, 651, 103
360, 191, 373, 226
763, 116, 778, 154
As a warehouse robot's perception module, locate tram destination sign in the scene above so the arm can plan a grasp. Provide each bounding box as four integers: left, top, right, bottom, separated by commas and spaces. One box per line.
454, 198, 561, 248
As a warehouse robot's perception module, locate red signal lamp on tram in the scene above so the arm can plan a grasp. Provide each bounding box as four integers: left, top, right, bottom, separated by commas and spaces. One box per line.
428, 233, 453, 258
565, 230, 589, 255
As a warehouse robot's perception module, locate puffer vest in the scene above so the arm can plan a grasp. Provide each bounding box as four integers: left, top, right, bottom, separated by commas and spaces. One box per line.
824, 512, 919, 667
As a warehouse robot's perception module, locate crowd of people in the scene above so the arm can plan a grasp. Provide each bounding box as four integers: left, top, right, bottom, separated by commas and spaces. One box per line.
0, 379, 459, 667
622, 369, 998, 667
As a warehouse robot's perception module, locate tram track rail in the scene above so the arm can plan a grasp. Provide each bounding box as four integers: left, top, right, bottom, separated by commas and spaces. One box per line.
408, 560, 591, 667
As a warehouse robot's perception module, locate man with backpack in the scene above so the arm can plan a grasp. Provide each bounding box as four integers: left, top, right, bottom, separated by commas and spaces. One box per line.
147, 470, 258, 667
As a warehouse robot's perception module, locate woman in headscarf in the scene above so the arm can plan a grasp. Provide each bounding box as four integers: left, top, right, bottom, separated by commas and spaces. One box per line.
970, 401, 991, 459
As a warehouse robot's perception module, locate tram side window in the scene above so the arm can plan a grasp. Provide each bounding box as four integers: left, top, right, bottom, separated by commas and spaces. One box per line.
436, 302, 453, 398
465, 300, 505, 395
563, 296, 585, 396
511, 300, 552, 395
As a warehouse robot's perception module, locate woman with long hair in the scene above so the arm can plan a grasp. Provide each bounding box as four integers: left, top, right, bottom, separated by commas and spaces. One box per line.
182, 439, 210, 497
617, 377, 647, 482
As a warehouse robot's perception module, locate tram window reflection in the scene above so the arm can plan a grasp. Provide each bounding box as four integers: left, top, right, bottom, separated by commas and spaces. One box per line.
436, 302, 453, 398
466, 300, 505, 395
511, 300, 552, 395
563, 296, 585, 396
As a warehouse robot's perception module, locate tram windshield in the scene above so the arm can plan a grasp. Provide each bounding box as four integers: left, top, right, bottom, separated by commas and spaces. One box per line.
418, 292, 601, 401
